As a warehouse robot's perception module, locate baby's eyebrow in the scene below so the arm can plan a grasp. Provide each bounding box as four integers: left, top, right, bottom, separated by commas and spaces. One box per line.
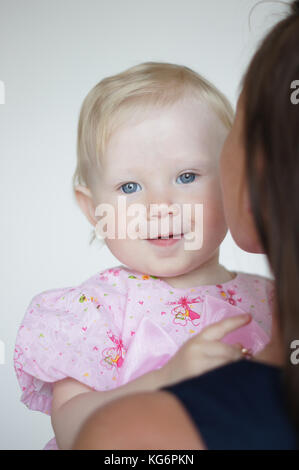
106, 162, 211, 187
103, 154, 212, 178
166, 153, 213, 167
179, 158, 211, 168
105, 168, 141, 182
111, 157, 211, 173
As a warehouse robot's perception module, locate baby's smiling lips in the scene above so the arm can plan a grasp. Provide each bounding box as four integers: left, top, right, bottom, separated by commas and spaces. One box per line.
146, 233, 184, 247
148, 233, 182, 239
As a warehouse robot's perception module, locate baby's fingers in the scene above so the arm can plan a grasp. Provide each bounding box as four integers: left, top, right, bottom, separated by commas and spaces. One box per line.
200, 313, 252, 342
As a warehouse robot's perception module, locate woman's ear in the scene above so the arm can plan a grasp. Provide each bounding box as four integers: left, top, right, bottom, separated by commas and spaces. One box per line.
75, 184, 97, 227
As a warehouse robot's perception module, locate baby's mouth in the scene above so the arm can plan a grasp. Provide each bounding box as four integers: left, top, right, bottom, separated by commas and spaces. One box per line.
145, 233, 185, 247
148, 233, 184, 240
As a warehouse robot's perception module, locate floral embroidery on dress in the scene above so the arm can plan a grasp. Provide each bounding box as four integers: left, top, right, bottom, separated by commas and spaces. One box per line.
108, 268, 121, 276
216, 285, 242, 306
100, 330, 127, 370
128, 273, 158, 280
165, 295, 203, 327
14, 346, 24, 381
78, 293, 102, 309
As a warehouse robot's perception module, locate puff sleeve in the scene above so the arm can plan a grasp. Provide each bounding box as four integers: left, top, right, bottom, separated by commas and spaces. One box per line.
13, 277, 127, 416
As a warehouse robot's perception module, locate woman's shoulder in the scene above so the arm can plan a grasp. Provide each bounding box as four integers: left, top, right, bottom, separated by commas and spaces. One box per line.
163, 358, 282, 394
161, 359, 298, 449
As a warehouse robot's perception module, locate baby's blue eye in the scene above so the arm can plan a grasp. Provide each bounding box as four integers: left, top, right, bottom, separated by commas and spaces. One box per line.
120, 182, 141, 194
177, 173, 196, 184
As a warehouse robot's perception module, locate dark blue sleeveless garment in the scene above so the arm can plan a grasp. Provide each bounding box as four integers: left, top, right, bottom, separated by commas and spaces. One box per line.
161, 359, 298, 450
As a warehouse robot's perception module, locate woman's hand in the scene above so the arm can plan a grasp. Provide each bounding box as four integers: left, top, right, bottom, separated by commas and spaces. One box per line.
161, 313, 252, 387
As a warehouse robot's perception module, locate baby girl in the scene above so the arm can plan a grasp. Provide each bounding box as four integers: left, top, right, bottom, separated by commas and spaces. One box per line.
14, 62, 273, 450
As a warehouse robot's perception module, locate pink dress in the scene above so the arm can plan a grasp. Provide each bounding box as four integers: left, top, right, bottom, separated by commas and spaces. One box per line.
13, 265, 273, 450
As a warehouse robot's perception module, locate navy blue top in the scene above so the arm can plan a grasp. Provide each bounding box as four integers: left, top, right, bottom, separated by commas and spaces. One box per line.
161, 359, 298, 450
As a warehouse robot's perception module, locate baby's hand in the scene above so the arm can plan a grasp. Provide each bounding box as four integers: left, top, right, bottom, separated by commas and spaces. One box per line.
161, 313, 252, 387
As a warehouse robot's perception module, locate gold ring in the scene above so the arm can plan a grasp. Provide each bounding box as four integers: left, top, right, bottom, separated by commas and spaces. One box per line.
241, 347, 253, 358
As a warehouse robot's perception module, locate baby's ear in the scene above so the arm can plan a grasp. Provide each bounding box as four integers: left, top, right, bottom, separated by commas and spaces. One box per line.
75, 184, 92, 198
75, 184, 97, 227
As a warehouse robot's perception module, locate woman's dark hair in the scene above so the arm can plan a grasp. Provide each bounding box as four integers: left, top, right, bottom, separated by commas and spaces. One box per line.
241, 0, 299, 438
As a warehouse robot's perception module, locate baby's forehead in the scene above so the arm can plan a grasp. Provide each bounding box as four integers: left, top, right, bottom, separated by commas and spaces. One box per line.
120, 97, 224, 135
101, 98, 228, 168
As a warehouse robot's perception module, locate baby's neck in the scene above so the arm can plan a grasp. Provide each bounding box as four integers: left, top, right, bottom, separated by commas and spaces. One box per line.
160, 256, 235, 289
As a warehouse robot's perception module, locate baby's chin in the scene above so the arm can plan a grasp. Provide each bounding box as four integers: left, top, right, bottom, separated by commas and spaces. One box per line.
105, 238, 203, 278
125, 256, 200, 279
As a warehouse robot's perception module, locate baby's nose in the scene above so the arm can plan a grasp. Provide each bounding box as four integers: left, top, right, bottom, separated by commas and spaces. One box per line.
146, 201, 178, 218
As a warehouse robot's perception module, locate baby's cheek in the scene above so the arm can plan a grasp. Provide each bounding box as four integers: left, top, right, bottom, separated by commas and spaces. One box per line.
108, 201, 146, 239
105, 237, 137, 266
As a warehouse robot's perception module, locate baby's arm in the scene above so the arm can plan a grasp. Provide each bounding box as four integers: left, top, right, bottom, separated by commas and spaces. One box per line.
51, 366, 166, 450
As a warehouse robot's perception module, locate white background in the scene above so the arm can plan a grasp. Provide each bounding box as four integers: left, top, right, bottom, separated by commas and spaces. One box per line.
0, 0, 291, 450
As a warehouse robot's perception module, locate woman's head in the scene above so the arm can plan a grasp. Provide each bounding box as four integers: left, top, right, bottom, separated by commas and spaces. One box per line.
220, 0, 299, 432
73, 62, 234, 278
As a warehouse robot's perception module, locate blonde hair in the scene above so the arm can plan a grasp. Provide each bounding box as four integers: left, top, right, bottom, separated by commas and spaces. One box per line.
72, 61, 234, 245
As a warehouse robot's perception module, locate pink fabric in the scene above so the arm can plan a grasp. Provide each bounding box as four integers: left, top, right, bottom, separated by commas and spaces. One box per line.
14, 265, 274, 450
